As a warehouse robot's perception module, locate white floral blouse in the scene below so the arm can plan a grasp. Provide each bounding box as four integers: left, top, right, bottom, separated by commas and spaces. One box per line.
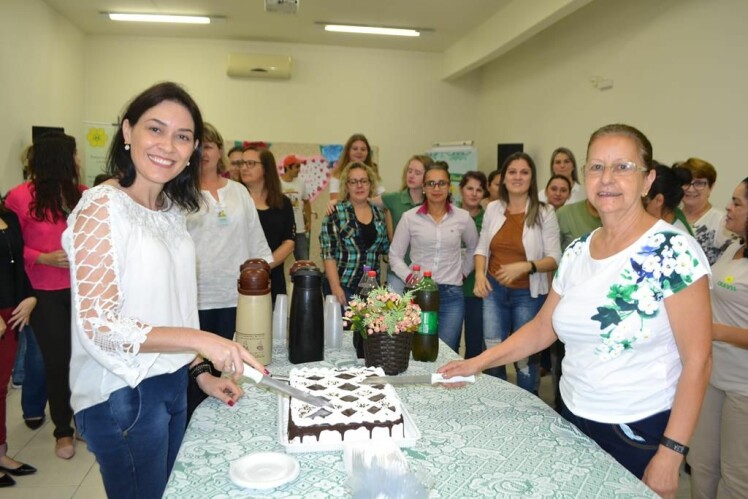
551, 220, 710, 423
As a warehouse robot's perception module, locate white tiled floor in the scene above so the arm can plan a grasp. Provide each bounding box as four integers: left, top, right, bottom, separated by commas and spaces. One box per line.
2, 371, 691, 498
1, 386, 105, 499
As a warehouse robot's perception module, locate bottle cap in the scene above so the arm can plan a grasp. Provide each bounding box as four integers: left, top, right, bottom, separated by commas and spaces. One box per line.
367, 270, 376, 277
424, 271, 432, 277
412, 265, 420, 271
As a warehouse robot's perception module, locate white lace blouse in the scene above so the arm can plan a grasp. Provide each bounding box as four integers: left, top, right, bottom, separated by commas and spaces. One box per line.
62, 185, 198, 413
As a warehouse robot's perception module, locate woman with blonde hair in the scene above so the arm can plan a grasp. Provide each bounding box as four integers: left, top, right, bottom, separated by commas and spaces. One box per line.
540, 147, 585, 204
320, 162, 389, 356
185, 123, 273, 419
381, 154, 432, 292
328, 134, 384, 201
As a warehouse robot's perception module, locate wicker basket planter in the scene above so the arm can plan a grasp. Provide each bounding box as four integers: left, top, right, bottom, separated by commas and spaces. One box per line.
363, 332, 413, 375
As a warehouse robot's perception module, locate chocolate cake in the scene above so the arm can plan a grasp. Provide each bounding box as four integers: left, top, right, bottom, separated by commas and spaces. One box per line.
287, 367, 404, 444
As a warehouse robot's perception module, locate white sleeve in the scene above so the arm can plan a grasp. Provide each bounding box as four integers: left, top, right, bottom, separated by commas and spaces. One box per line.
329, 177, 340, 194
462, 214, 479, 277
541, 205, 562, 264
68, 189, 153, 387
475, 201, 498, 257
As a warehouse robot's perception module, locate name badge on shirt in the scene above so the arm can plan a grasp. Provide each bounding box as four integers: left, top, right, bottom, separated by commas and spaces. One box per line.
217, 207, 229, 225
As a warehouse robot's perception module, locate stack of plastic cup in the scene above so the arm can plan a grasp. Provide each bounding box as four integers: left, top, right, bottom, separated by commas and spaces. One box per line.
272, 294, 288, 349
324, 295, 343, 350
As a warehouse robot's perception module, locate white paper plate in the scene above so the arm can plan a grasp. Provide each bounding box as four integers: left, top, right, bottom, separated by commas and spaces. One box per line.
229, 452, 300, 490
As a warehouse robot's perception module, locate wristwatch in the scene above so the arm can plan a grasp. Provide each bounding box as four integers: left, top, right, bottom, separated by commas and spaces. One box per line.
660, 436, 689, 456
528, 261, 537, 275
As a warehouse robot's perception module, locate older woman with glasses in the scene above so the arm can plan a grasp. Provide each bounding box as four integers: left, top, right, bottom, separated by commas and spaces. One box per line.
679, 157, 736, 264
185, 124, 273, 420
389, 162, 478, 353
441, 124, 712, 498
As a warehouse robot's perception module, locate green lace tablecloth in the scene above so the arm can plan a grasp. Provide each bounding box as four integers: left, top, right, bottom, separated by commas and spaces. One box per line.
165, 334, 656, 498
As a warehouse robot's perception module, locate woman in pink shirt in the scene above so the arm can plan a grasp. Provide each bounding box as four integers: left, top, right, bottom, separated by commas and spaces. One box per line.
5, 132, 85, 459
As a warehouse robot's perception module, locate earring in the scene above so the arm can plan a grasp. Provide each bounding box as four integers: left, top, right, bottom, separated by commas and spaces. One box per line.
124, 144, 130, 151
187, 161, 190, 166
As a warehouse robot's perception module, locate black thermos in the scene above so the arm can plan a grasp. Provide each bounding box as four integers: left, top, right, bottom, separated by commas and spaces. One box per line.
288, 265, 324, 364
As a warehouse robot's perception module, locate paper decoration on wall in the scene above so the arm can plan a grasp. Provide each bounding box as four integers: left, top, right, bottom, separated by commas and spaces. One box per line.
320, 144, 344, 166
297, 156, 331, 201
82, 122, 117, 187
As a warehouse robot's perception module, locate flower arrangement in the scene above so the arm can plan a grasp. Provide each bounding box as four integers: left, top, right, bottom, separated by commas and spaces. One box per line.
344, 287, 421, 339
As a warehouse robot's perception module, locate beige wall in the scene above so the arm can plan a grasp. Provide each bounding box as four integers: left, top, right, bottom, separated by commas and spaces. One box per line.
0, 0, 85, 194
475, 0, 748, 209
4, 0, 747, 209
83, 36, 481, 193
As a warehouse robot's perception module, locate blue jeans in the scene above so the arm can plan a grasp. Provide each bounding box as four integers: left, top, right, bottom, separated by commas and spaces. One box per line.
561, 405, 670, 479
21, 326, 48, 420
463, 296, 485, 359
483, 275, 545, 393
76, 367, 188, 499
12, 326, 26, 385
437, 284, 464, 353
294, 233, 309, 261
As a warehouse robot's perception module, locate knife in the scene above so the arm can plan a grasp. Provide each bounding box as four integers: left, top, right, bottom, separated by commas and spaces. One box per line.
361, 373, 476, 385
241, 363, 331, 408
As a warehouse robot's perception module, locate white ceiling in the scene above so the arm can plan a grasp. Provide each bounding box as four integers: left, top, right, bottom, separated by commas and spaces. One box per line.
41, 0, 513, 53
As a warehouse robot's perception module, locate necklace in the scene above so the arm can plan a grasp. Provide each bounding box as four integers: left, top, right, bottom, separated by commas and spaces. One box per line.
0, 228, 14, 264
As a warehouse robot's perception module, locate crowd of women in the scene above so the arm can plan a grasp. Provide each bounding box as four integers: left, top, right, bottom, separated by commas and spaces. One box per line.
0, 81, 745, 499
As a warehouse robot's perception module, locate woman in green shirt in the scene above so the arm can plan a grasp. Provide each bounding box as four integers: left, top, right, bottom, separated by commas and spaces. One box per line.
459, 171, 488, 358
381, 155, 432, 292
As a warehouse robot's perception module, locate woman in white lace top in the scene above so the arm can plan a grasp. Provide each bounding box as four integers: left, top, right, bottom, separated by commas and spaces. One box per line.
62, 82, 266, 499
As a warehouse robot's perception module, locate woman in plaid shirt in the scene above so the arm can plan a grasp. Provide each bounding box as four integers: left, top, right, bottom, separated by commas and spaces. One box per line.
320, 162, 389, 305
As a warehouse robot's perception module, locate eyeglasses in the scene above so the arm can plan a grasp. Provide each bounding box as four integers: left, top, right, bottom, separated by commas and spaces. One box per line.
238, 160, 262, 168
584, 161, 646, 177
683, 179, 709, 191
347, 178, 370, 186
229, 160, 243, 167
424, 180, 450, 189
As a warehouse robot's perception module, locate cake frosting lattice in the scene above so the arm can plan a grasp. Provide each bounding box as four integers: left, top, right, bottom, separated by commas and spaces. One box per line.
288, 366, 404, 443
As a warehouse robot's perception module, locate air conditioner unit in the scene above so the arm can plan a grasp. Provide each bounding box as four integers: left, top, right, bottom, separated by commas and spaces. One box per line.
226, 54, 292, 79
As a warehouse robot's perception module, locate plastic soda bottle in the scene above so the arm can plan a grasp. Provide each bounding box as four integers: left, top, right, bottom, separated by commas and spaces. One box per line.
412, 271, 439, 362
353, 269, 378, 358
403, 264, 422, 297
